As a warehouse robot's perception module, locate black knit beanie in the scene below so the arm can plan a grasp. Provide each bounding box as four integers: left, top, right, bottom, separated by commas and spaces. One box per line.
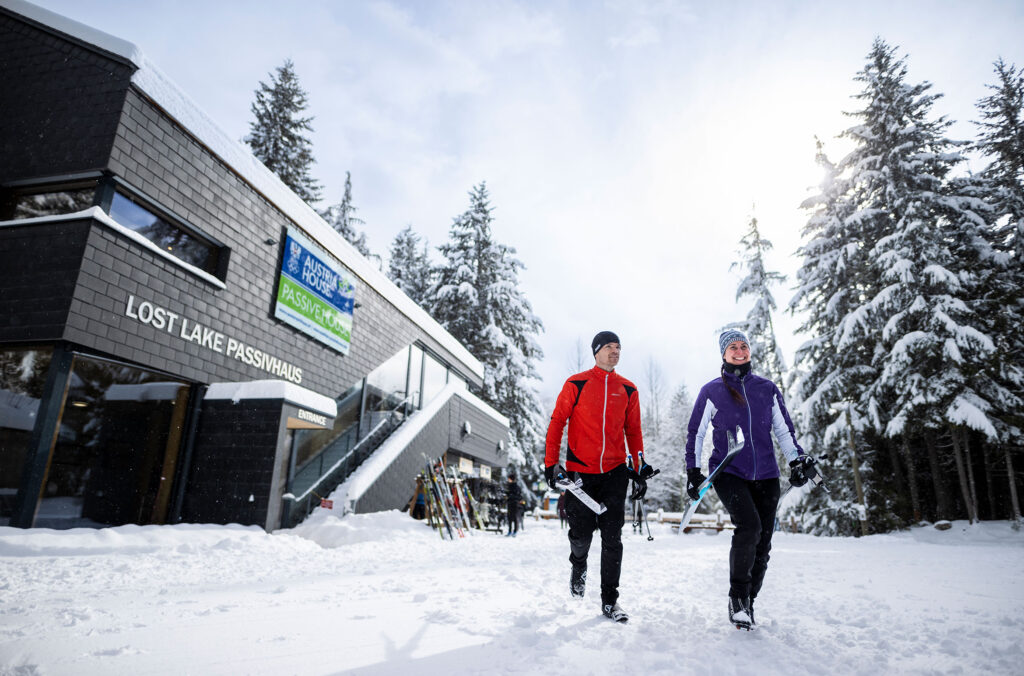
591, 331, 620, 355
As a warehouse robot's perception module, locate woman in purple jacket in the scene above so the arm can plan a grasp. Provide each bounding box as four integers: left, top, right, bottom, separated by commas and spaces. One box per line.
685, 329, 816, 630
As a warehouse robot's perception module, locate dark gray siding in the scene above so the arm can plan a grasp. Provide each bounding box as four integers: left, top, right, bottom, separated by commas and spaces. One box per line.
180, 399, 284, 526
447, 394, 507, 467
0, 9, 133, 183
0, 220, 87, 343
352, 393, 509, 513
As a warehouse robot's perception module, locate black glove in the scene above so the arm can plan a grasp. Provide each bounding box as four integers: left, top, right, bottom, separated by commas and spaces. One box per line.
639, 462, 659, 480
545, 463, 567, 487
789, 455, 816, 487
626, 467, 647, 500
686, 467, 706, 501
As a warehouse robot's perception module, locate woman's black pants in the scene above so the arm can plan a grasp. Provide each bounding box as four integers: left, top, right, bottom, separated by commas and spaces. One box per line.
713, 472, 781, 600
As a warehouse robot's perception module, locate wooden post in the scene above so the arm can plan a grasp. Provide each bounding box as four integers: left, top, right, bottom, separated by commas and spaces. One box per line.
845, 407, 869, 537
1005, 445, 1022, 527
902, 436, 922, 523
948, 424, 976, 524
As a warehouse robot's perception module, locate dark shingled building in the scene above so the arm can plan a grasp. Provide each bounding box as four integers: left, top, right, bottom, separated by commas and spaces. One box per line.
0, 0, 510, 531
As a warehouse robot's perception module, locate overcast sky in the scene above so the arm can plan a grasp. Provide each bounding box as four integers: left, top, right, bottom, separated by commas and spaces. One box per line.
30, 0, 1024, 409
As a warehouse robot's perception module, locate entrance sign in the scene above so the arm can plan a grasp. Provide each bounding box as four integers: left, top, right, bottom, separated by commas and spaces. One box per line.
274, 227, 357, 355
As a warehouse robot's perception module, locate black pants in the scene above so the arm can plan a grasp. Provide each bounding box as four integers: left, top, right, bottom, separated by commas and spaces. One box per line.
714, 472, 781, 600
507, 505, 518, 534
565, 464, 628, 605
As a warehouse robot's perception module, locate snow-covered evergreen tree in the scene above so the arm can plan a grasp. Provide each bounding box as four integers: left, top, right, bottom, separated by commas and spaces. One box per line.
792, 40, 1009, 533
643, 383, 692, 511
789, 138, 876, 535
850, 41, 998, 529
973, 58, 1024, 524
430, 183, 546, 476
386, 225, 432, 308
729, 213, 787, 388
246, 59, 322, 203
320, 172, 371, 257
975, 58, 1024, 242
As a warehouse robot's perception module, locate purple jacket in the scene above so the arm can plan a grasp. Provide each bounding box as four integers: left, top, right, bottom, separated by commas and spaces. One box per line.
685, 370, 804, 481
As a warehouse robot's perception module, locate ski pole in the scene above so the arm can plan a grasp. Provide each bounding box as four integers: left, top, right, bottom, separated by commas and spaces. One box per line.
639, 496, 654, 541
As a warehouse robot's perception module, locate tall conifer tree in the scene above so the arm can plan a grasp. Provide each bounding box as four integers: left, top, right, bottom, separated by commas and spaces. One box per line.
387, 225, 432, 309
321, 172, 371, 257
430, 183, 546, 465
246, 59, 322, 203
729, 213, 787, 387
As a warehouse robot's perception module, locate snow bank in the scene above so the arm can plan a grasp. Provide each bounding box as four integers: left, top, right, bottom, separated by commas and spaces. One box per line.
288, 509, 435, 548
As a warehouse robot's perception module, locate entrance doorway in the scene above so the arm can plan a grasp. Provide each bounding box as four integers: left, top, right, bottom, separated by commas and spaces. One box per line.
32, 353, 191, 529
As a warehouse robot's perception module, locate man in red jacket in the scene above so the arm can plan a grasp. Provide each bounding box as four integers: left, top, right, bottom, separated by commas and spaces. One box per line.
544, 331, 654, 623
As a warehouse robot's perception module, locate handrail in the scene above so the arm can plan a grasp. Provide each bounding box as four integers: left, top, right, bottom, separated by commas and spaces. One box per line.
283, 395, 413, 503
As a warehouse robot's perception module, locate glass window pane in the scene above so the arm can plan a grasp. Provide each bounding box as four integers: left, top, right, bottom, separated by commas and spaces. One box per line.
34, 356, 190, 529
449, 372, 467, 391
363, 347, 410, 429
408, 345, 423, 409
292, 380, 362, 470
109, 192, 218, 274
0, 347, 54, 526
13, 188, 95, 219
422, 354, 448, 406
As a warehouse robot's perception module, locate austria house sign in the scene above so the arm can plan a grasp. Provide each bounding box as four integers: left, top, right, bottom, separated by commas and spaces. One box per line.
274, 227, 358, 355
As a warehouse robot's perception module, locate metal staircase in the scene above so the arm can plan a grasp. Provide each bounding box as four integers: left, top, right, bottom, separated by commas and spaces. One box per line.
280, 396, 413, 528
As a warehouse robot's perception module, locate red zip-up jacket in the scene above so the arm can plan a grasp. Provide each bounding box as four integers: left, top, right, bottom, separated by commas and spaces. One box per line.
545, 365, 644, 474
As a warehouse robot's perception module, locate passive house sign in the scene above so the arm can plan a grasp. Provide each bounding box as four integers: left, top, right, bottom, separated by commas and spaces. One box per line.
274, 227, 357, 355
125, 294, 303, 384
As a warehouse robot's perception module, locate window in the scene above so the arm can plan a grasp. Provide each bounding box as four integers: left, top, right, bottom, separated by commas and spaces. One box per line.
12, 187, 96, 219
109, 192, 221, 275
291, 380, 363, 471
2, 178, 99, 221
3, 175, 228, 281
448, 371, 468, 391
363, 347, 411, 431
407, 345, 423, 409
422, 353, 448, 406
0, 346, 54, 526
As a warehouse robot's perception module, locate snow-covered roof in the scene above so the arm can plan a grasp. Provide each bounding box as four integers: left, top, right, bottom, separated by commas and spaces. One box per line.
0, 0, 482, 381
205, 380, 338, 418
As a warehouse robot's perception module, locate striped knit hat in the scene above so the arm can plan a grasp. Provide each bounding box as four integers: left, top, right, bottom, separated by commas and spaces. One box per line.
718, 329, 749, 356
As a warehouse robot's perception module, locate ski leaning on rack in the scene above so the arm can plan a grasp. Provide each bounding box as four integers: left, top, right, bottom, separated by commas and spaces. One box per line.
555, 476, 607, 515
678, 428, 745, 534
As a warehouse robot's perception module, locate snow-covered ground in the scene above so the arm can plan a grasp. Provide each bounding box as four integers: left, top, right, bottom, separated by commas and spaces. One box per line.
1, 512, 1021, 675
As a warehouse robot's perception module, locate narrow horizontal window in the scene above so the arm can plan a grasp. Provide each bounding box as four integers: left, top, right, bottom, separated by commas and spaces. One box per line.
108, 191, 220, 275
10, 186, 96, 220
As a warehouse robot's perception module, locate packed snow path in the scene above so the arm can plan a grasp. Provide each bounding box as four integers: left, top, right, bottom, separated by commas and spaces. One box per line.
1, 513, 1022, 675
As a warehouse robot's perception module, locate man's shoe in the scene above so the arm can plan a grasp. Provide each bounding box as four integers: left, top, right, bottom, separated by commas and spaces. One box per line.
602, 603, 628, 623
570, 565, 586, 598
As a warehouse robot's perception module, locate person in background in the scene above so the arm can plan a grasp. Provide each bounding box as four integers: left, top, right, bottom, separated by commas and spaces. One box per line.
505, 473, 522, 537
557, 490, 567, 529
685, 329, 816, 630
544, 330, 655, 623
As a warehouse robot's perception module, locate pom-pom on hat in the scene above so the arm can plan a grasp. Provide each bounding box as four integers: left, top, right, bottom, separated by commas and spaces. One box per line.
591, 331, 620, 355
718, 329, 749, 356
